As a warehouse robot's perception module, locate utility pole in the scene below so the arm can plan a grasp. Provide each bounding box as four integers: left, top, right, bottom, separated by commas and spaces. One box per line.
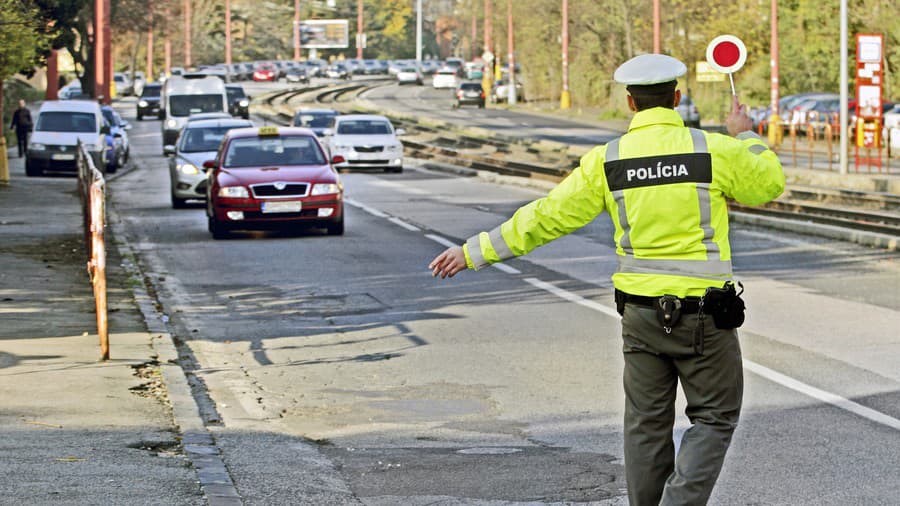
184, 0, 191, 68
653, 0, 660, 53
225, 0, 232, 67
416, 0, 423, 64
146, 28, 154, 83
839, 0, 848, 175
560, 0, 570, 109
768, 0, 781, 146
506, 0, 516, 104
471, 9, 477, 60
482, 0, 493, 97
164, 3, 171, 77
94, 0, 111, 104
294, 0, 301, 61
357, 0, 363, 60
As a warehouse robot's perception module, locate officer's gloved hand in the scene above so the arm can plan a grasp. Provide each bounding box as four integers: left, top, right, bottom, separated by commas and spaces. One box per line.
726, 95, 753, 136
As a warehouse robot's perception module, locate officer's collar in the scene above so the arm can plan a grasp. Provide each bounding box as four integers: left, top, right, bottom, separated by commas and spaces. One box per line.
628, 107, 685, 132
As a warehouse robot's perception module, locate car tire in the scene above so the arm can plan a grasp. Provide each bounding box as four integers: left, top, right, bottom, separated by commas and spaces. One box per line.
171, 190, 188, 209
326, 217, 344, 236
208, 216, 231, 240
24, 157, 42, 177
137, 113, 143, 121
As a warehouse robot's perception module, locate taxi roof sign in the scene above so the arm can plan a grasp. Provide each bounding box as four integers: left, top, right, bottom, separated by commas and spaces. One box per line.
258, 126, 279, 137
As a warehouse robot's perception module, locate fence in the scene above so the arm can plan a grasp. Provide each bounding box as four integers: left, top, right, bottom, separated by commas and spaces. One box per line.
77, 142, 109, 360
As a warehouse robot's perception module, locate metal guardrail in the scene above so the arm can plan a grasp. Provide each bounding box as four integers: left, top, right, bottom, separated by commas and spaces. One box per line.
77, 142, 109, 360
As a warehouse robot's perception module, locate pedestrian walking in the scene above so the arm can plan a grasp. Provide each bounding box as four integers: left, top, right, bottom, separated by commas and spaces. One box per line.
9, 99, 33, 158
429, 53, 785, 505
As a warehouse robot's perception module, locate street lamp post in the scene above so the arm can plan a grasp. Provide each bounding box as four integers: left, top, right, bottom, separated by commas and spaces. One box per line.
560, 0, 570, 109
225, 0, 232, 67
653, 0, 660, 53
184, 0, 191, 68
482, 0, 493, 97
768, 0, 781, 146
416, 0, 422, 64
506, 0, 516, 104
294, 0, 301, 61
357, 0, 363, 60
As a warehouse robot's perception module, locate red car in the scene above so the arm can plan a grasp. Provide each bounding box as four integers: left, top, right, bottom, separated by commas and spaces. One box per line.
252, 63, 277, 82
205, 126, 344, 238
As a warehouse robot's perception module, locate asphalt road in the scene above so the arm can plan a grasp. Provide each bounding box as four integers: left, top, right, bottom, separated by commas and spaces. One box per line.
107, 86, 900, 505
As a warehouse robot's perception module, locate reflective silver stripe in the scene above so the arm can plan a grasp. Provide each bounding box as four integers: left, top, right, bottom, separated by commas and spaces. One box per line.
612, 190, 633, 254
736, 131, 762, 141
689, 128, 708, 153
605, 139, 620, 162
748, 143, 768, 155
466, 235, 488, 270
488, 225, 514, 260
618, 256, 733, 279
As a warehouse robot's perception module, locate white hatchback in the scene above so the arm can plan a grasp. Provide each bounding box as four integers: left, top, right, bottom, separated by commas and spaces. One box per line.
324, 114, 405, 173
432, 68, 459, 89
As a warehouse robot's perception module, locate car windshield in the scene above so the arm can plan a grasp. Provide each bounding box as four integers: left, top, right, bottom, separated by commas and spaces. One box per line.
295, 113, 336, 128
169, 94, 225, 117
336, 120, 392, 135
36, 111, 96, 133
226, 87, 246, 100
224, 135, 326, 168
141, 86, 161, 97
179, 126, 236, 153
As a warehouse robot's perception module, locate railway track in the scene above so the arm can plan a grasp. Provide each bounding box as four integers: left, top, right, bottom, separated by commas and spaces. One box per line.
255, 82, 900, 243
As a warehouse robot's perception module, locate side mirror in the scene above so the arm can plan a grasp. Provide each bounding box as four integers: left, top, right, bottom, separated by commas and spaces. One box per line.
395, 128, 406, 136
203, 160, 217, 170
163, 145, 176, 156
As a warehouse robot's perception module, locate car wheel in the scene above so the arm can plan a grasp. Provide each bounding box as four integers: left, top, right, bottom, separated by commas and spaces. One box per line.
137, 113, 143, 121
326, 217, 344, 236
24, 157, 42, 177
171, 190, 188, 209
208, 216, 231, 239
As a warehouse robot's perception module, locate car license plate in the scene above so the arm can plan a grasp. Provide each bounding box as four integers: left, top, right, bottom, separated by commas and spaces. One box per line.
52, 153, 75, 161
261, 201, 302, 214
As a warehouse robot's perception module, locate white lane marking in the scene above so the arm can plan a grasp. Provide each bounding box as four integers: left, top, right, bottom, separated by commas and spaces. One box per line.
523, 276, 900, 432
492, 263, 521, 274
389, 217, 420, 232
743, 360, 900, 431
344, 198, 388, 218
523, 277, 620, 318
425, 234, 458, 248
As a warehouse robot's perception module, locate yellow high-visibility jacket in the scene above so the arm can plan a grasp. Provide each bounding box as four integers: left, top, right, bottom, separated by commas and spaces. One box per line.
462, 107, 785, 298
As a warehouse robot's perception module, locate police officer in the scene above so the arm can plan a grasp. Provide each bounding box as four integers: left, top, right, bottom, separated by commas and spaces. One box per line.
9, 99, 33, 158
429, 53, 785, 505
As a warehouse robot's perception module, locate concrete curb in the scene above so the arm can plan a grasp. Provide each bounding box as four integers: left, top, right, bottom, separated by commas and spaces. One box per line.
106, 204, 244, 506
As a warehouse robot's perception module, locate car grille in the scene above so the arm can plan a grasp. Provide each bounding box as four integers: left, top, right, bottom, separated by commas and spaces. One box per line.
354, 145, 383, 153
345, 159, 390, 165
250, 183, 309, 198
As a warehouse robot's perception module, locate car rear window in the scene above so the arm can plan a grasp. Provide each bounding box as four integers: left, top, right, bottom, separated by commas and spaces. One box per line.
224, 135, 326, 167
36, 111, 97, 133
336, 120, 392, 135
460, 83, 482, 91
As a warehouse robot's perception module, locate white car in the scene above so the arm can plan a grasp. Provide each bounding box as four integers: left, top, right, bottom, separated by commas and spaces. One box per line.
884, 104, 900, 153
432, 68, 458, 89
396, 65, 423, 85
324, 114, 405, 173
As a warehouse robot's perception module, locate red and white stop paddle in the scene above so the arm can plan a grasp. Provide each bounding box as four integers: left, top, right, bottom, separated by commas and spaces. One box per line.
706, 35, 747, 97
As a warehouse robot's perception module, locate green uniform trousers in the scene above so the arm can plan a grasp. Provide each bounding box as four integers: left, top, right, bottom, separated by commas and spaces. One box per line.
621, 304, 743, 506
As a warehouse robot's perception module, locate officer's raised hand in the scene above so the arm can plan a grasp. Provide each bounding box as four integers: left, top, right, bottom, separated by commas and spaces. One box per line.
725, 95, 753, 136
429, 246, 467, 279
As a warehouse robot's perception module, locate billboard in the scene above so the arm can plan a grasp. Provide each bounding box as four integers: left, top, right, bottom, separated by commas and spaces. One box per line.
298, 19, 349, 49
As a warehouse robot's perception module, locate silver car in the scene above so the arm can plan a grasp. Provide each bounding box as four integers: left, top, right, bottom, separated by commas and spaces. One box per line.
676, 96, 701, 128
166, 118, 253, 208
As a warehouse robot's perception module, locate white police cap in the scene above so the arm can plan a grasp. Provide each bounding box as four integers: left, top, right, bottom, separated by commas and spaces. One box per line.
613, 54, 687, 86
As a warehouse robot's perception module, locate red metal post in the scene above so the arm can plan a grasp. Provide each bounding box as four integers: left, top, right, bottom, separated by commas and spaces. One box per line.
184, 0, 191, 68
146, 29, 154, 83
94, 0, 105, 100
225, 0, 232, 66
102, 0, 111, 104
294, 0, 301, 61
357, 0, 363, 59
47, 49, 59, 100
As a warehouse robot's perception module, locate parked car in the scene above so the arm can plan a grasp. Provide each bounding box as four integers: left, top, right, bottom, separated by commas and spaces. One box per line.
113, 72, 133, 96
58, 81, 90, 100
205, 125, 344, 238
491, 79, 524, 104
676, 95, 701, 128
225, 84, 251, 119
454, 82, 485, 109
136, 83, 162, 120
396, 65, 424, 85
285, 66, 310, 84
26, 100, 111, 177
432, 67, 459, 89
292, 108, 339, 137
325, 63, 351, 80
101, 105, 131, 172
323, 114, 405, 173
884, 104, 900, 152
165, 117, 252, 208
253, 63, 277, 82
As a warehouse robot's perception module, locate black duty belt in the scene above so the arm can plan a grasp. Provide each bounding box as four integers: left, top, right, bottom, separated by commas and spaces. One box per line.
614, 289, 702, 313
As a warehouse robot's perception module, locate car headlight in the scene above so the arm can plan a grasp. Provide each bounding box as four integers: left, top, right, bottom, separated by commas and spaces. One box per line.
177, 163, 200, 175
238, 99, 249, 107
218, 186, 249, 198
166, 119, 178, 129
311, 183, 340, 196
138, 100, 148, 107
29, 143, 46, 151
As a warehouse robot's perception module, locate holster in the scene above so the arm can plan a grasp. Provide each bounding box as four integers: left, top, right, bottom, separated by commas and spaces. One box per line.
702, 281, 746, 329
